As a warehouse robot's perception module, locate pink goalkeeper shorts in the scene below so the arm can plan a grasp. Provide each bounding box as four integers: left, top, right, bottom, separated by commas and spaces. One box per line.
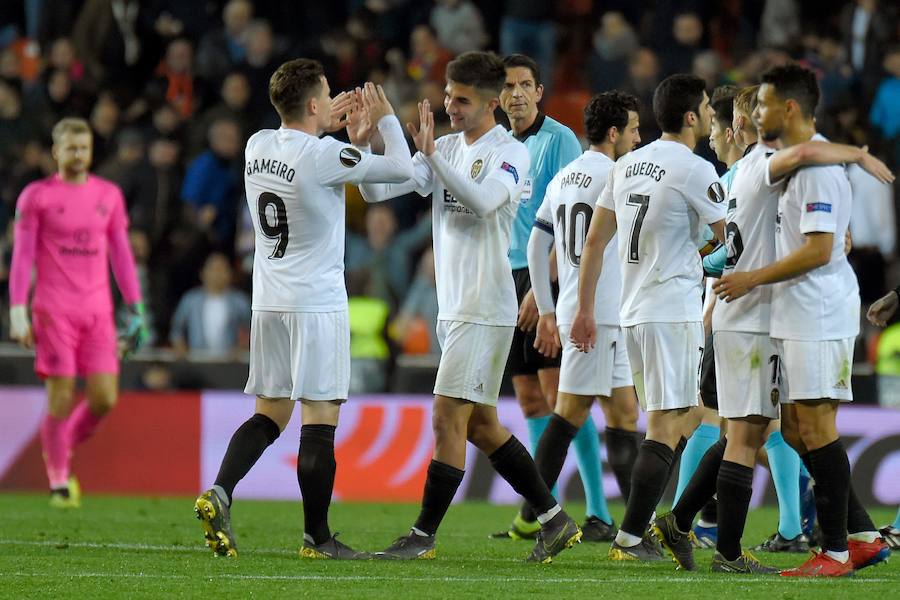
31, 310, 119, 378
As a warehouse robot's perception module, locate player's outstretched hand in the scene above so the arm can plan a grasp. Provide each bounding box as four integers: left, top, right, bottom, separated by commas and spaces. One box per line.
9, 305, 33, 349
325, 91, 353, 133
347, 88, 373, 145
517, 289, 539, 332
713, 271, 756, 303
569, 309, 596, 353
362, 82, 394, 124
406, 99, 435, 156
867, 290, 899, 327
118, 302, 149, 359
533, 313, 561, 358
858, 146, 895, 184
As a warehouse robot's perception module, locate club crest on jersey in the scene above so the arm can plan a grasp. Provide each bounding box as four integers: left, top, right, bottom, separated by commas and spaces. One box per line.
806, 202, 832, 213
339, 147, 362, 168
470, 159, 484, 179
500, 161, 519, 184
771, 388, 779, 407
707, 181, 726, 203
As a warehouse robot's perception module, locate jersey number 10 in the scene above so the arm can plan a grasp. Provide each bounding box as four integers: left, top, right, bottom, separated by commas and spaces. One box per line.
258, 192, 289, 259
555, 202, 593, 266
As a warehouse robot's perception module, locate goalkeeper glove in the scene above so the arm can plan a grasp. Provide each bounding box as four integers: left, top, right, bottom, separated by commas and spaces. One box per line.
119, 302, 149, 358
10, 305, 32, 345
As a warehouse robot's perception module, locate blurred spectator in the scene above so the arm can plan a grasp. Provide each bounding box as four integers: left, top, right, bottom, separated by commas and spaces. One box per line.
0, 81, 41, 171
97, 126, 145, 186
88, 93, 120, 166
759, 0, 800, 49
662, 12, 704, 77
188, 71, 253, 160
841, 0, 897, 99
345, 206, 432, 310
870, 45, 900, 165
500, 1, 556, 95
347, 270, 392, 394
144, 37, 203, 119
429, 0, 489, 56
848, 165, 895, 303
621, 47, 661, 142
29, 69, 91, 132
238, 20, 283, 124
46, 37, 89, 89
195, 0, 252, 83
693, 50, 724, 90
390, 247, 439, 355
180, 118, 242, 253
806, 34, 855, 112
406, 25, 452, 86
588, 11, 638, 93
119, 229, 157, 345
169, 252, 250, 358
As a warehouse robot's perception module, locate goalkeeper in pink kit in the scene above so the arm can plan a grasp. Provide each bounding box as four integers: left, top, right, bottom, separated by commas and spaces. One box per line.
9, 117, 148, 508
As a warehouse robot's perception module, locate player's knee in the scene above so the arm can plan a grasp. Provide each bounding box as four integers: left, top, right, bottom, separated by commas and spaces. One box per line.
47, 387, 76, 417
432, 411, 466, 445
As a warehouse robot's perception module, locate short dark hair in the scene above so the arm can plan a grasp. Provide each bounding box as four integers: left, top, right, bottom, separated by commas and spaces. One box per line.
446, 51, 506, 96
652, 74, 706, 134
710, 84, 738, 129
761, 63, 820, 117
502, 54, 541, 87
269, 58, 325, 122
584, 91, 640, 145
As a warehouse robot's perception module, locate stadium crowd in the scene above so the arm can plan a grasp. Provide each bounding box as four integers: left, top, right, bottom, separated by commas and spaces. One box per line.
0, 0, 898, 389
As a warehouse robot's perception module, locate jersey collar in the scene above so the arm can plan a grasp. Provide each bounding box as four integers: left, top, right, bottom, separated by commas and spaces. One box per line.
513, 112, 545, 142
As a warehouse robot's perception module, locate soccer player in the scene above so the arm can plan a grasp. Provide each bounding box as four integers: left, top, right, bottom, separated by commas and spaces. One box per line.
360, 51, 580, 562
714, 64, 892, 577
9, 117, 148, 508
494, 53, 615, 542
571, 74, 727, 561
194, 60, 414, 559
520, 91, 642, 539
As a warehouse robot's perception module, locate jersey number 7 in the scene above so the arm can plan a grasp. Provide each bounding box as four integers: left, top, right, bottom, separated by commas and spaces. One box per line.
626, 193, 650, 263
258, 192, 289, 259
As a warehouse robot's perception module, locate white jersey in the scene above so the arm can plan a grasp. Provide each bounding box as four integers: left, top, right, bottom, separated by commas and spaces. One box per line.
409, 125, 529, 325
598, 139, 725, 326
768, 134, 860, 341
245, 120, 403, 312
534, 151, 620, 327
713, 143, 780, 334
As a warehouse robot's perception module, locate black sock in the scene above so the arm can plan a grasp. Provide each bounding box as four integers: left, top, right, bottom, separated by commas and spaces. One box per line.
666, 437, 688, 488
413, 460, 465, 536
605, 427, 641, 503
672, 437, 726, 532
700, 498, 718, 525
847, 483, 876, 534
806, 441, 850, 553
715, 460, 754, 561
298, 424, 337, 545
490, 436, 556, 518
214, 413, 281, 504
520, 414, 579, 522
620, 440, 674, 538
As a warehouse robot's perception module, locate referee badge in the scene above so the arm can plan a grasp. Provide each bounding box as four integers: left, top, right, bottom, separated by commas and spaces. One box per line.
470, 159, 484, 179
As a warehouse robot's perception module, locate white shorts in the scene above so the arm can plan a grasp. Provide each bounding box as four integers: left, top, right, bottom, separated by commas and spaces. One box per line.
244, 310, 350, 401
558, 324, 632, 397
433, 320, 514, 406
773, 337, 855, 403
625, 322, 703, 412
713, 331, 781, 419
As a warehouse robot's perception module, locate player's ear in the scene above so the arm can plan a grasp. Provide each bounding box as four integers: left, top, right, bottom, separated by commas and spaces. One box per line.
308, 96, 319, 117
725, 127, 734, 143
534, 83, 544, 104
607, 126, 618, 145
486, 96, 500, 112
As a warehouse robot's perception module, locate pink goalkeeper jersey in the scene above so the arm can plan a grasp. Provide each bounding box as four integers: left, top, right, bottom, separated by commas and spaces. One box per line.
10, 174, 141, 315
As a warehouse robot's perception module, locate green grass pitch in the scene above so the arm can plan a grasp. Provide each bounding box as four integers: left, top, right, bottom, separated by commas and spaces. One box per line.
0, 494, 896, 599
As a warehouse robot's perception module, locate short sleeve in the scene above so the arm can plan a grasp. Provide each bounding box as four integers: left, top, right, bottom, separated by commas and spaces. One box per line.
482, 142, 530, 203
597, 168, 615, 211
795, 168, 838, 235
683, 160, 727, 224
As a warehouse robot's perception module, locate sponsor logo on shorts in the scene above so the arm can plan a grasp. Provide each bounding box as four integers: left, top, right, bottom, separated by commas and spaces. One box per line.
835, 378, 848, 390
470, 159, 483, 179
473, 382, 484, 394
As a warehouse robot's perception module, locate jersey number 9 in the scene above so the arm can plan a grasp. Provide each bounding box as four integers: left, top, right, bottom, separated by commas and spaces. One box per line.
258, 192, 289, 259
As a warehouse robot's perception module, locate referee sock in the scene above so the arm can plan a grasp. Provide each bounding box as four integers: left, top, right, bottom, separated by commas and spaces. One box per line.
573, 416, 613, 524
298, 424, 337, 545
525, 416, 557, 498
806, 441, 850, 553
490, 436, 557, 518
520, 414, 578, 523
672, 437, 727, 533
674, 423, 720, 505
605, 427, 641, 503
715, 460, 754, 562
214, 413, 281, 505
765, 431, 803, 540
620, 440, 674, 539
413, 460, 465, 536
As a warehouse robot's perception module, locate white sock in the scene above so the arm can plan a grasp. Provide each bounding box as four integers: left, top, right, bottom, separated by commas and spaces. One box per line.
697, 519, 716, 528
536, 504, 561, 525
825, 550, 850, 563
848, 531, 879, 543
615, 530, 643, 548
411, 527, 431, 537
